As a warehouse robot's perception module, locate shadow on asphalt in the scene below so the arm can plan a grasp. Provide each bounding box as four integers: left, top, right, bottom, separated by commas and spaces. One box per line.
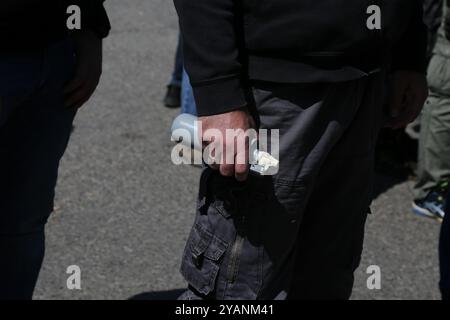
129, 289, 185, 300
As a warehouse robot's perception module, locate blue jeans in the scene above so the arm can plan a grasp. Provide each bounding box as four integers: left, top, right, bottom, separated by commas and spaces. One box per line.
0, 39, 76, 299
181, 69, 197, 115
441, 190, 450, 300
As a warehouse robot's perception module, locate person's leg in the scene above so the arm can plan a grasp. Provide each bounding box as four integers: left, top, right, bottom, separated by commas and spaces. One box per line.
178, 72, 385, 300
412, 92, 450, 220
0, 39, 76, 299
414, 93, 450, 200
0, 232, 45, 300
287, 73, 385, 299
440, 190, 450, 300
413, 48, 450, 219
164, 35, 183, 108
171, 35, 184, 88
180, 69, 197, 115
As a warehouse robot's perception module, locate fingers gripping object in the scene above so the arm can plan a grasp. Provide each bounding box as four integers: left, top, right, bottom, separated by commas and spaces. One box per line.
171, 113, 279, 176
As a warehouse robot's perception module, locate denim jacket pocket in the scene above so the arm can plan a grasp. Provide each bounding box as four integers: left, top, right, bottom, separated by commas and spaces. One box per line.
180, 223, 228, 296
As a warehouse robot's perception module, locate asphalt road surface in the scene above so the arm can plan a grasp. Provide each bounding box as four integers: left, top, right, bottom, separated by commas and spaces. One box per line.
34, 1, 442, 300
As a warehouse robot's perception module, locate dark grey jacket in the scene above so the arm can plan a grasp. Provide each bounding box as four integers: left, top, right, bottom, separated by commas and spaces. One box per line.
175, 0, 427, 116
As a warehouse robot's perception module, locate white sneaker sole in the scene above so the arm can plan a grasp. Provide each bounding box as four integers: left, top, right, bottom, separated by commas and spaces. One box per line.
412, 202, 443, 222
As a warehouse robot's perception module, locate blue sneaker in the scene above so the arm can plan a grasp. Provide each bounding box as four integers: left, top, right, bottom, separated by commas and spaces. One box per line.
412, 181, 448, 222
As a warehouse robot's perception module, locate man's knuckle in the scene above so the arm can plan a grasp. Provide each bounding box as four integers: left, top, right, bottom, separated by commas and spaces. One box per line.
235, 166, 248, 174
220, 165, 234, 176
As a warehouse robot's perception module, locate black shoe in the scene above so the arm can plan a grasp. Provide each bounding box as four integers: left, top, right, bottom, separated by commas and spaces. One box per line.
164, 85, 181, 108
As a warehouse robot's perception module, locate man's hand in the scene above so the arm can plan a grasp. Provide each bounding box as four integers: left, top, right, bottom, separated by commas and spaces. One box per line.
64, 30, 103, 109
386, 70, 428, 129
200, 109, 255, 181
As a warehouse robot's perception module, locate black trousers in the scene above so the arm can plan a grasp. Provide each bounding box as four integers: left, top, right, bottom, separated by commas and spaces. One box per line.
179, 72, 386, 300
440, 190, 450, 300
0, 39, 76, 299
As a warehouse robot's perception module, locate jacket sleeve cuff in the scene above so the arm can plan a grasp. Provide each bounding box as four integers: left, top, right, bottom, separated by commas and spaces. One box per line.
78, 1, 111, 39
192, 76, 248, 116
